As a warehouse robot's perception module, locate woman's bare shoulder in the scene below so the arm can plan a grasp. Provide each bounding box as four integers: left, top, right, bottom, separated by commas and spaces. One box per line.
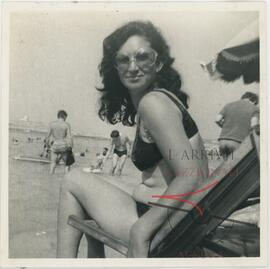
138, 89, 182, 119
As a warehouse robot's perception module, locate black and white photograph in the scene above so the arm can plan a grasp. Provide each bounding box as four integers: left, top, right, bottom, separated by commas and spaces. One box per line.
0, 1, 267, 268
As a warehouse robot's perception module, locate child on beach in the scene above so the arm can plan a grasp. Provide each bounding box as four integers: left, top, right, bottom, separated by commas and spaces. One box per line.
83, 147, 109, 173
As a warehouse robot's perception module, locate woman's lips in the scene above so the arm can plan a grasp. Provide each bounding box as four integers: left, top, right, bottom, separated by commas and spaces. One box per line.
126, 76, 143, 82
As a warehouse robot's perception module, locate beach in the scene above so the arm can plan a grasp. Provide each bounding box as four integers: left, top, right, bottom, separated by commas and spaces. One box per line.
8, 128, 222, 258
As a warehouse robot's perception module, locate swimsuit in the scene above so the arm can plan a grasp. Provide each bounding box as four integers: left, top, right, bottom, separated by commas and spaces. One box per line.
136, 201, 151, 217
113, 149, 127, 158
51, 140, 70, 154
131, 89, 198, 171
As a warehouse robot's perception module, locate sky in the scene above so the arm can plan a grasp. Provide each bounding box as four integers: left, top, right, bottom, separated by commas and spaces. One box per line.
9, 6, 259, 139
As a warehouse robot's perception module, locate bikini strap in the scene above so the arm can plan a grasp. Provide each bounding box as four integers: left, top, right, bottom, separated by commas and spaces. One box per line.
153, 88, 187, 113
152, 88, 199, 138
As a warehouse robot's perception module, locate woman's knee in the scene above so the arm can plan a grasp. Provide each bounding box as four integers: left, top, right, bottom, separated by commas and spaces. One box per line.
60, 169, 82, 193
60, 169, 101, 198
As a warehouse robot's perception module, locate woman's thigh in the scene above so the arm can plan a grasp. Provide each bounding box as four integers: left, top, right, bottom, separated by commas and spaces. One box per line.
63, 169, 139, 243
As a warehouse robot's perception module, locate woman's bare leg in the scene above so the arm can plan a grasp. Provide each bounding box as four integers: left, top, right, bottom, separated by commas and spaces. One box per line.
57, 169, 139, 258
57, 185, 85, 257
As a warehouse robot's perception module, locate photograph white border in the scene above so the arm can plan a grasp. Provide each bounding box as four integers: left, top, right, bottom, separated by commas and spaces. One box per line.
1, 1, 268, 268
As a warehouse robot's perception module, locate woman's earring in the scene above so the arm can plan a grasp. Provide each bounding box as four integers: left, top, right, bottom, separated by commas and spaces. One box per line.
156, 62, 163, 72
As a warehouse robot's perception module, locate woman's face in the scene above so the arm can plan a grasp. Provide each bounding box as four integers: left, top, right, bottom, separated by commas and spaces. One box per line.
115, 35, 159, 93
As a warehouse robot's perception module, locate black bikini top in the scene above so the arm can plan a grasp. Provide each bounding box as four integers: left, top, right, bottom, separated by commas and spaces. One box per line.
131, 89, 198, 171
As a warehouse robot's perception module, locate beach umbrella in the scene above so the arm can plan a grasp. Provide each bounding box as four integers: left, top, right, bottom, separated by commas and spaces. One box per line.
201, 19, 259, 84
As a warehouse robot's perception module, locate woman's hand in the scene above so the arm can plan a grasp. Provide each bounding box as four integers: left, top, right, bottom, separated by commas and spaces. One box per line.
127, 220, 151, 257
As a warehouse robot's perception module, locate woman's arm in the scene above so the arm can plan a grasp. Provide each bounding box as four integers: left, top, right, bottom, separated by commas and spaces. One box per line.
128, 91, 203, 257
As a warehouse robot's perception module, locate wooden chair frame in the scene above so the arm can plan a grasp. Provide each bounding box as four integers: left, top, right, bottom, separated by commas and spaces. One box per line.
68, 131, 260, 257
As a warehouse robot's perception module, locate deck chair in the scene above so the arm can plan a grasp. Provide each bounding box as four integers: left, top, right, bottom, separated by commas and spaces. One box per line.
68, 131, 260, 257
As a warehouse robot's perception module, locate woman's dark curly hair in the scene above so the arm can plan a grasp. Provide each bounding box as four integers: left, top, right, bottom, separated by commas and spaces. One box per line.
97, 20, 189, 126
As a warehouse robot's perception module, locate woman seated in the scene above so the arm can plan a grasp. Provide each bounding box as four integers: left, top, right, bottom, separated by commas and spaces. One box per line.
57, 20, 208, 258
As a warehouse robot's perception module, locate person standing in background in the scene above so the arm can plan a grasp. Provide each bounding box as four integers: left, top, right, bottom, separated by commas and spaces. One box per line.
107, 130, 132, 176
215, 92, 259, 158
46, 110, 74, 174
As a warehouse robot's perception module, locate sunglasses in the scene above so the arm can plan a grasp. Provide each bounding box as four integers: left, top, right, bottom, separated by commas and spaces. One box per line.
114, 48, 158, 72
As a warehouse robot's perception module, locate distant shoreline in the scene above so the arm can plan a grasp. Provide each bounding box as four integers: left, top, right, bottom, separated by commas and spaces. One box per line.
9, 122, 219, 148
9, 126, 110, 141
